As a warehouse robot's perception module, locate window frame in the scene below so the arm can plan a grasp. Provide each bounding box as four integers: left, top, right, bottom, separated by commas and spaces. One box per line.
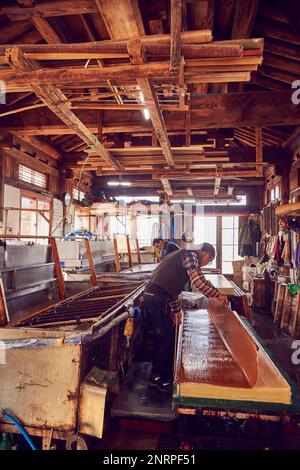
19, 164, 48, 190
20, 189, 52, 242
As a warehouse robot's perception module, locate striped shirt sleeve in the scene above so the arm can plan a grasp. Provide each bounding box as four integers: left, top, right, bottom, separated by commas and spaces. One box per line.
188, 268, 220, 298
183, 251, 220, 298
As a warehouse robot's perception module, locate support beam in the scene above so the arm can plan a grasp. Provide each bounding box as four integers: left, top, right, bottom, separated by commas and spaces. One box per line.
31, 15, 62, 43
255, 127, 264, 177
231, 0, 260, 39
161, 178, 173, 197
0, 62, 172, 90
0, 39, 242, 61
95, 0, 145, 39
0, 1, 99, 19
13, 134, 61, 160
4, 92, 300, 135
5, 47, 123, 171
127, 39, 175, 167
228, 186, 234, 196
170, 0, 182, 72
213, 176, 221, 196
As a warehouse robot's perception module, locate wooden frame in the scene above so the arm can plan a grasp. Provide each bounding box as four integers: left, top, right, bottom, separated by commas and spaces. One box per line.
20, 188, 52, 236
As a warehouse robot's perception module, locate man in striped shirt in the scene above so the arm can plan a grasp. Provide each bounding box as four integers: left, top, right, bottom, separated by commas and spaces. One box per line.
143, 243, 228, 393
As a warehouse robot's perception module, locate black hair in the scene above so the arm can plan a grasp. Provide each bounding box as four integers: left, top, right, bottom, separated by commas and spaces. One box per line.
153, 238, 165, 245
198, 242, 216, 260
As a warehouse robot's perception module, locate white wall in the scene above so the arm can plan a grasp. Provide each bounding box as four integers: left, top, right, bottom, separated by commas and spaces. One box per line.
3, 184, 21, 234
51, 197, 64, 236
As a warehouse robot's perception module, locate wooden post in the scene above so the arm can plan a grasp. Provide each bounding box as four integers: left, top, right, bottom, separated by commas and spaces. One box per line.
50, 237, 66, 301
255, 127, 264, 177
84, 238, 97, 287
113, 235, 121, 273
126, 234, 133, 268
136, 238, 141, 265
0, 275, 8, 326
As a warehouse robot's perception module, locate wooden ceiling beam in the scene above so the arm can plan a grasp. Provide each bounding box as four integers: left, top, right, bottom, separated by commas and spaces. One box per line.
127, 39, 175, 167
0, 41, 243, 61
4, 92, 300, 133
30, 15, 62, 44
13, 134, 61, 160
0, 1, 99, 19
95, 0, 145, 39
170, 0, 182, 72
161, 178, 173, 197
255, 127, 263, 177
213, 176, 221, 196
0, 62, 172, 90
231, 0, 260, 39
5, 47, 123, 171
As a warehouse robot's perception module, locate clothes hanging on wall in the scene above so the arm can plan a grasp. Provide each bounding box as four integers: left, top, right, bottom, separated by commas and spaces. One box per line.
238, 219, 261, 257
292, 241, 300, 268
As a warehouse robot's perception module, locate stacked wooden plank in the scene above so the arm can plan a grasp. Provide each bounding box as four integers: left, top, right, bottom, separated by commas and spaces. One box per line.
0, 34, 263, 92
274, 283, 300, 338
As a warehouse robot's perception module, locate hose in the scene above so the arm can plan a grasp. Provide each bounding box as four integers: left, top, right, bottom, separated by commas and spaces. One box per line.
3, 412, 37, 450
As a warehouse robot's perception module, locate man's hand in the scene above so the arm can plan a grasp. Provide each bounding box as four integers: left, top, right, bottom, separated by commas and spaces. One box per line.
173, 311, 182, 326
218, 295, 229, 305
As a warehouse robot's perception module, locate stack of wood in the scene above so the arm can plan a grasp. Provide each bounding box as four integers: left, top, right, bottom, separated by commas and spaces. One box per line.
274, 283, 300, 337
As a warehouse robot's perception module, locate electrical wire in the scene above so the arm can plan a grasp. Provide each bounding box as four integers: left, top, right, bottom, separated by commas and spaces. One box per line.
2, 412, 37, 450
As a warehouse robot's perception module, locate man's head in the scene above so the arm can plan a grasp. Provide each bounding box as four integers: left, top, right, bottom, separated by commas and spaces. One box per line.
196, 242, 216, 267
153, 238, 165, 250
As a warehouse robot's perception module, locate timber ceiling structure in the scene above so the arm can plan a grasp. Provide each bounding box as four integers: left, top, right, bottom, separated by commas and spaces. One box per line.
0, 0, 300, 201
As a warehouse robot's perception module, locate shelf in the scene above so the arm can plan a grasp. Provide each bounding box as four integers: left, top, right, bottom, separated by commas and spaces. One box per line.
275, 202, 300, 219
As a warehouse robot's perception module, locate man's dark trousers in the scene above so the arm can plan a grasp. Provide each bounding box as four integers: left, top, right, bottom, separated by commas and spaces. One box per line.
143, 285, 175, 381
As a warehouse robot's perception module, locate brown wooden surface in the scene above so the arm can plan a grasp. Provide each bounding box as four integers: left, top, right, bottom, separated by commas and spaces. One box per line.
113, 237, 121, 273
175, 307, 291, 404
207, 298, 258, 387
50, 238, 66, 301
126, 235, 133, 268
84, 238, 97, 287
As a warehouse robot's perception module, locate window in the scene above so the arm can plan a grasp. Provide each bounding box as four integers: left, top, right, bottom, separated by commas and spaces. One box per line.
20, 194, 50, 244
19, 165, 47, 189
136, 215, 159, 247
109, 215, 130, 237
222, 216, 242, 274
73, 188, 85, 202
194, 216, 217, 268
74, 209, 90, 230
270, 185, 280, 202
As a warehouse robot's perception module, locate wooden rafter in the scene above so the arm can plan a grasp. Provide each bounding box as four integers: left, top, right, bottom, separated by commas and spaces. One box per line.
0, 1, 99, 19
213, 176, 221, 196
4, 92, 300, 135
170, 0, 182, 72
128, 39, 175, 167
5, 47, 123, 171
31, 15, 62, 44
161, 178, 173, 198
255, 127, 263, 177
231, 0, 260, 39
13, 134, 61, 160
0, 62, 172, 90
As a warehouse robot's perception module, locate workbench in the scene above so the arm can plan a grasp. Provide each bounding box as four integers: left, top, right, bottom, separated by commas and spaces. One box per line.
205, 274, 235, 295
174, 301, 300, 418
